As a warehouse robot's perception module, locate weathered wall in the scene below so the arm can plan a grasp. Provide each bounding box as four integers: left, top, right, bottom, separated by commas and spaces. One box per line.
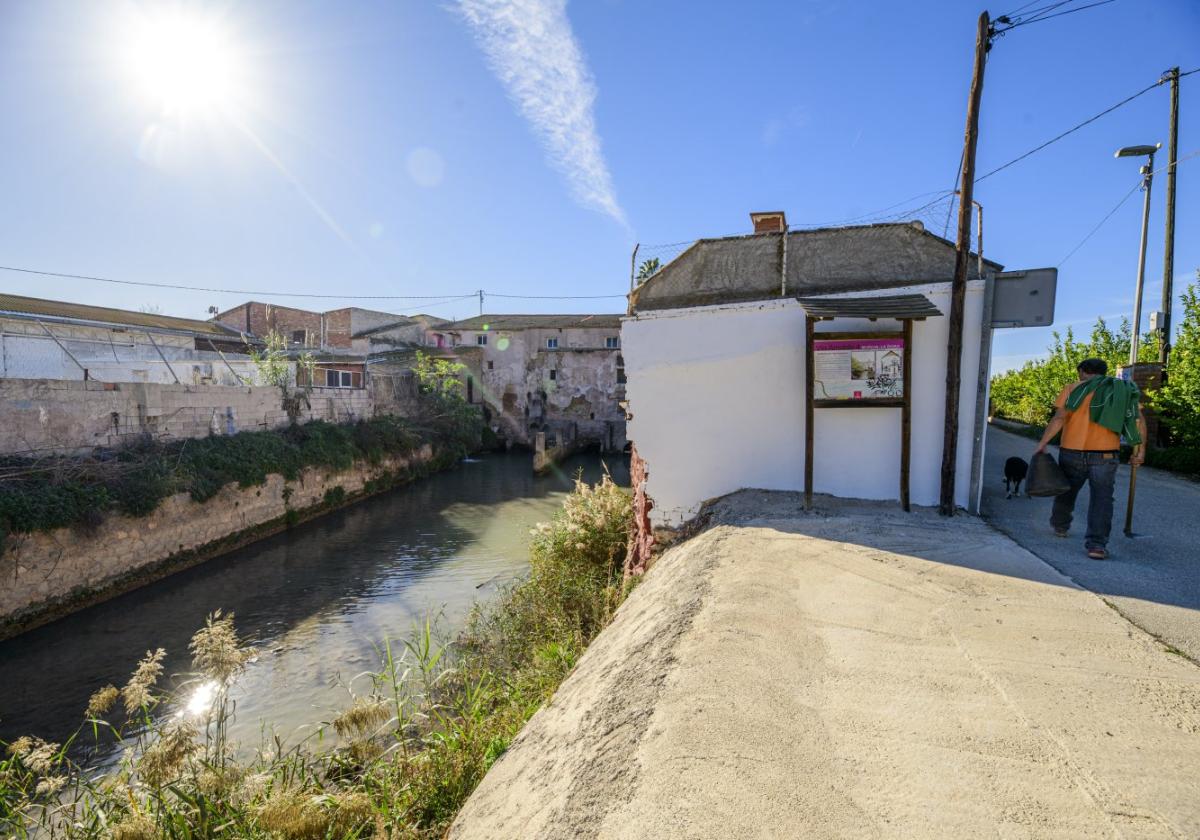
630, 223, 999, 312
0, 445, 436, 637
460, 327, 624, 448
0, 379, 372, 456
622, 281, 986, 525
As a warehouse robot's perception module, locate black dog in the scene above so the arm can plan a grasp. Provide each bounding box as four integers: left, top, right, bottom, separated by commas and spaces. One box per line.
1004, 456, 1029, 498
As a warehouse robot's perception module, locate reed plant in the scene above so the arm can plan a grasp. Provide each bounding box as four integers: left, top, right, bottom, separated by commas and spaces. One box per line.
0, 474, 633, 839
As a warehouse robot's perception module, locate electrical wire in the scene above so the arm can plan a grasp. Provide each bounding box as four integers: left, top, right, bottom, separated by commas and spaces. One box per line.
0, 264, 474, 300
976, 79, 1161, 183
487, 292, 628, 299
992, 0, 1117, 34
1056, 149, 1199, 267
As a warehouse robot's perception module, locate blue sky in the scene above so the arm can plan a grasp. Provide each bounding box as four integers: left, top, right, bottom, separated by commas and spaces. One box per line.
0, 0, 1196, 369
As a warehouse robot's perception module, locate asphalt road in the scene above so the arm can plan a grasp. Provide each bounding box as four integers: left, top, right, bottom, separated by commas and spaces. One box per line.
981, 425, 1200, 661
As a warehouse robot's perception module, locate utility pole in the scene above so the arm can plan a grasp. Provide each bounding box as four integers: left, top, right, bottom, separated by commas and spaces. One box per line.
478, 289, 484, 317
1159, 67, 1180, 365
1128, 149, 1156, 364
939, 10, 989, 517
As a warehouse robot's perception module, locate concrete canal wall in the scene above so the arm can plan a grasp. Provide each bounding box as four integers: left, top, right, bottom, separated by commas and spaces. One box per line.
0, 444, 436, 639
0, 377, 419, 456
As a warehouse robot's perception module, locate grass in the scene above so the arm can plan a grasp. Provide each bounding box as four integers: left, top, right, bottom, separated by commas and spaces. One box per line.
0, 474, 635, 839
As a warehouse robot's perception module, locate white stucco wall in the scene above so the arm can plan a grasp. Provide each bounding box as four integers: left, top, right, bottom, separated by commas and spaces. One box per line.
623, 281, 986, 526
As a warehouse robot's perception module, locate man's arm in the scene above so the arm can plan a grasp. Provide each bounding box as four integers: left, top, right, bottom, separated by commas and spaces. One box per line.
1130, 410, 1148, 466
1035, 407, 1068, 455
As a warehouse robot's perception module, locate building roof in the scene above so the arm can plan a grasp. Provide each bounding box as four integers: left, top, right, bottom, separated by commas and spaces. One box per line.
799, 294, 944, 320
0, 293, 241, 337
629, 221, 1004, 313
352, 318, 419, 338
437, 314, 623, 331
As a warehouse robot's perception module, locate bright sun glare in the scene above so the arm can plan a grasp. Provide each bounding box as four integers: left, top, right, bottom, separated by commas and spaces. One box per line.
121, 10, 242, 114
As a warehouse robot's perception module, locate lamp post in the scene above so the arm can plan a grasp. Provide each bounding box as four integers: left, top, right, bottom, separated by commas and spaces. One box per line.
1114, 143, 1160, 367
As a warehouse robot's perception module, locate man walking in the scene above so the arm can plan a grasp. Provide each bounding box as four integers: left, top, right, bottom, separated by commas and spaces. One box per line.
1034, 358, 1146, 559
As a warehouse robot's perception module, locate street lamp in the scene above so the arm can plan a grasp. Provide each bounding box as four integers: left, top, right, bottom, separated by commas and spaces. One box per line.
1114, 143, 1161, 367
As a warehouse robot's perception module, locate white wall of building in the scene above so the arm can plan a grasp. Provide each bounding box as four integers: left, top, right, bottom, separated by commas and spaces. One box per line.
622, 281, 986, 526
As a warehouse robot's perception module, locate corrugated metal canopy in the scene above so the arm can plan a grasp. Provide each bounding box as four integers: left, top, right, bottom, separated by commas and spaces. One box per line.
798, 294, 943, 320
0, 292, 239, 336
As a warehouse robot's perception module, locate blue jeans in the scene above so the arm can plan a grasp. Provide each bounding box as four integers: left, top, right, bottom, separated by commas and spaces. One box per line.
1050, 449, 1119, 549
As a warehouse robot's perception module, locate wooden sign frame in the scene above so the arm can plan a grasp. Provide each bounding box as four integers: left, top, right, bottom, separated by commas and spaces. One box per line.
805, 318, 914, 512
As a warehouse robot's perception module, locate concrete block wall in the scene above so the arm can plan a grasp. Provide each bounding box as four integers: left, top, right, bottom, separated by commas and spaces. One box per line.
0, 445, 436, 636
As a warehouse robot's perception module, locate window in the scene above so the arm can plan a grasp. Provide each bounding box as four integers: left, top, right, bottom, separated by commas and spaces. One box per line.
487, 360, 494, 370
291, 330, 307, 345
549, 369, 557, 381
546, 337, 558, 349
476, 334, 488, 346
605, 336, 619, 349
325, 369, 356, 388
616, 354, 626, 385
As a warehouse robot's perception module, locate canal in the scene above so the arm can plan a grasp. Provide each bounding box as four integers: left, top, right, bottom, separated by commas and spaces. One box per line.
0, 451, 629, 754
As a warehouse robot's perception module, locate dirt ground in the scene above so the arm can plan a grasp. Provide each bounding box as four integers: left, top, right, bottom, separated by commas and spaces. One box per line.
450, 492, 1200, 839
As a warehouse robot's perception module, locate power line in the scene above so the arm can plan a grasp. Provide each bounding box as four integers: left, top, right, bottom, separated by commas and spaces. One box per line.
1057, 149, 1199, 267
1056, 181, 1141, 267
992, 0, 1117, 35
0, 263, 631, 306
488, 292, 628, 300
0, 264, 473, 300
976, 79, 1161, 183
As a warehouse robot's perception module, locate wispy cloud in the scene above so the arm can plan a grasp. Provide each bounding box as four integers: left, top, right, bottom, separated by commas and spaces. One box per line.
457, 0, 627, 228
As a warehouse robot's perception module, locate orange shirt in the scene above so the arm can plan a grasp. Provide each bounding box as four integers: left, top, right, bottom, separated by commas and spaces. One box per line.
1055, 382, 1120, 451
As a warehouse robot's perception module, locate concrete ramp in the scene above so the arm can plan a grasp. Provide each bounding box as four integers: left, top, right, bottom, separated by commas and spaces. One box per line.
451, 492, 1200, 839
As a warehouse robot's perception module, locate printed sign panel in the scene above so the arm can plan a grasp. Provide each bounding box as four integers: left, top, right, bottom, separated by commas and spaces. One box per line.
813, 337, 905, 400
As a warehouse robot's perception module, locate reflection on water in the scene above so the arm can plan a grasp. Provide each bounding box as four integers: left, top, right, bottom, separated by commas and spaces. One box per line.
0, 451, 628, 752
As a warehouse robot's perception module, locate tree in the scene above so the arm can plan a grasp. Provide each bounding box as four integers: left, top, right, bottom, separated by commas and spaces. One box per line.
412, 351, 481, 454
250, 330, 314, 391
1154, 275, 1200, 446
989, 316, 1158, 426
636, 258, 661, 282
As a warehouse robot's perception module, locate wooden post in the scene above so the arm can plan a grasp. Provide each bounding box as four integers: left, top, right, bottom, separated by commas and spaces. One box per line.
1160, 67, 1180, 365
939, 10, 990, 516
804, 315, 815, 510
900, 318, 913, 512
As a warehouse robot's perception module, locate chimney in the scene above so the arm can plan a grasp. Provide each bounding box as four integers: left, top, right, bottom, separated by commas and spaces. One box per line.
750, 211, 787, 234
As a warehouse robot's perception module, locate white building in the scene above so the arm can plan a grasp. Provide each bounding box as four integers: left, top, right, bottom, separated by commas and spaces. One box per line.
622, 213, 1039, 527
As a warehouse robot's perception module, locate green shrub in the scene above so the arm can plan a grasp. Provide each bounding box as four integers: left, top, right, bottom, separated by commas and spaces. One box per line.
0, 412, 479, 550
0, 476, 636, 839
1146, 446, 1200, 477
1153, 279, 1200, 447
990, 317, 1157, 426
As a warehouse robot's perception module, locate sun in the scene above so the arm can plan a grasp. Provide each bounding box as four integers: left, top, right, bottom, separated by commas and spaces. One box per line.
119, 9, 243, 115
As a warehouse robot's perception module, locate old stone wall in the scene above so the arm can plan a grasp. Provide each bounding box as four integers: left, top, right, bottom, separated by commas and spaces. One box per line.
0, 378, 373, 456
0, 444, 436, 637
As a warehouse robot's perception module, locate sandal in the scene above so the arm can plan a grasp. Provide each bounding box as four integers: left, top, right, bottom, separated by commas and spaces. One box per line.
1087, 547, 1108, 560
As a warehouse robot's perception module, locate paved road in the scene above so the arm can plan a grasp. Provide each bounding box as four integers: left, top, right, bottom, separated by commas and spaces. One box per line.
452, 493, 1200, 839
982, 425, 1200, 661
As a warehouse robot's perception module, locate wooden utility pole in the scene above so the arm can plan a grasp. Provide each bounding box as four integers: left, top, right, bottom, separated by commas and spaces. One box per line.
1159, 67, 1180, 365
939, 10, 990, 516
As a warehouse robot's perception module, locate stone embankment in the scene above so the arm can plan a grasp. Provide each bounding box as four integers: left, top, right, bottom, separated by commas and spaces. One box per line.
0, 445, 435, 640
451, 491, 1200, 839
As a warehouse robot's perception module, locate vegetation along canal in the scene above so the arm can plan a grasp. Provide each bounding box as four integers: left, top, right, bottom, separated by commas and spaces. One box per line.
0, 451, 629, 754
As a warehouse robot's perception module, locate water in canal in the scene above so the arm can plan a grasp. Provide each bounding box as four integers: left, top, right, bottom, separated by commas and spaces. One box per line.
0, 451, 629, 754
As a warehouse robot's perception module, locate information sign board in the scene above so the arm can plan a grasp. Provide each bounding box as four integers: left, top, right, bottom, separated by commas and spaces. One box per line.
812, 337, 905, 401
